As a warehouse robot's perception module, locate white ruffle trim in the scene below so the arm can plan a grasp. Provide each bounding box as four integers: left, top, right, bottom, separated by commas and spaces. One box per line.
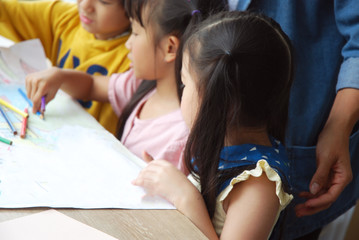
218, 159, 293, 210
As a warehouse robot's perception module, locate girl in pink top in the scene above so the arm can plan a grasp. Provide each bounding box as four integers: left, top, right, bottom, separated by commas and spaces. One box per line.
26, 0, 225, 171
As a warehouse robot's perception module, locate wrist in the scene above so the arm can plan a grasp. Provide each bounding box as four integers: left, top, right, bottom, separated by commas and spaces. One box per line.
326, 88, 359, 136
60, 68, 74, 84
173, 183, 202, 211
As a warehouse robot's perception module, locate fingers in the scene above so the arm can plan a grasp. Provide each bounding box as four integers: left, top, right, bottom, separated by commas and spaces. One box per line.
132, 164, 163, 196
295, 201, 331, 217
25, 75, 32, 101
32, 85, 53, 114
296, 167, 351, 217
306, 178, 347, 206
132, 160, 161, 186
132, 160, 173, 190
295, 191, 328, 217
26, 74, 41, 113
25, 70, 57, 114
309, 161, 331, 195
132, 169, 154, 187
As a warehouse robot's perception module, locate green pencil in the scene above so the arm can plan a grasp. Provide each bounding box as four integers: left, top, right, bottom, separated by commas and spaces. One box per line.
0, 136, 12, 145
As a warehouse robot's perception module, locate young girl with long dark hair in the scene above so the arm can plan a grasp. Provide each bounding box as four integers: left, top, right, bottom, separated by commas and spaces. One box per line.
133, 11, 294, 239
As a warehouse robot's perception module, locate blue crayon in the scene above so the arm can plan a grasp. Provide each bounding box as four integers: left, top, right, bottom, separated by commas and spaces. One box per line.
18, 88, 33, 107
18, 88, 41, 116
0, 105, 17, 135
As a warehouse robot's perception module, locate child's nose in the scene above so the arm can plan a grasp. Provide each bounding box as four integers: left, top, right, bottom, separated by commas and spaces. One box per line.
79, 0, 94, 13
125, 36, 132, 50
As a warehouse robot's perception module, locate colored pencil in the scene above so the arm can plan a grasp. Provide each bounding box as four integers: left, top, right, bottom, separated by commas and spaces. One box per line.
18, 88, 41, 116
40, 96, 46, 119
0, 135, 12, 145
18, 88, 33, 107
0, 105, 17, 135
0, 98, 28, 118
20, 108, 28, 138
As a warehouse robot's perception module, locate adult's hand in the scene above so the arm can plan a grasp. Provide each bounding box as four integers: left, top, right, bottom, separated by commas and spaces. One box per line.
295, 123, 352, 216
295, 88, 359, 217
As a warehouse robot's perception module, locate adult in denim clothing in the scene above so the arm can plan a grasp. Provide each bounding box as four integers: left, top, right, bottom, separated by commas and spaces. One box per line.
229, 0, 359, 239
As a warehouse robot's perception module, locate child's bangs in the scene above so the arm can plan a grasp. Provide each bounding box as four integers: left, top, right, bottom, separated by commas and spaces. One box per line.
124, 0, 144, 25
125, 0, 156, 27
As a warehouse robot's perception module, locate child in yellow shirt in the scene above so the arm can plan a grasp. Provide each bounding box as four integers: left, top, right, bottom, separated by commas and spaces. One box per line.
0, 0, 131, 134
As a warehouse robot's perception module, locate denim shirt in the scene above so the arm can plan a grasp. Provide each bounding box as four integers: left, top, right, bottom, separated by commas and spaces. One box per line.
231, 1, 359, 239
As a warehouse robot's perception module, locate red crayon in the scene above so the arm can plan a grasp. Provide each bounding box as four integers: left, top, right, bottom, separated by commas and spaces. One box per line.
20, 108, 28, 138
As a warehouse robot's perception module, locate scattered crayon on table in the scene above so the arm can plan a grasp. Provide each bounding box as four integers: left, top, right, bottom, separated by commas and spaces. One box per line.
0, 105, 17, 135
0, 98, 28, 118
20, 108, 28, 139
0, 136, 12, 145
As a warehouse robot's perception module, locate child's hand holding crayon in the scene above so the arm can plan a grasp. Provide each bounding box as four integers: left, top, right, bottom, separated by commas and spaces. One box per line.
25, 67, 63, 114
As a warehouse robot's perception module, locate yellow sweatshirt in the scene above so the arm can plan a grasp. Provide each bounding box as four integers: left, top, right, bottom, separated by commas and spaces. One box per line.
0, 0, 131, 135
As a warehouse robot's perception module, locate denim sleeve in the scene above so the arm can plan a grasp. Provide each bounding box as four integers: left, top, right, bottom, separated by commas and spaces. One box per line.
228, 0, 238, 10
231, 0, 250, 11
335, 0, 359, 91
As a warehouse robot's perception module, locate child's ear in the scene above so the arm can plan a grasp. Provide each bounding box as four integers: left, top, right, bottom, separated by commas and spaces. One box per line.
164, 36, 180, 63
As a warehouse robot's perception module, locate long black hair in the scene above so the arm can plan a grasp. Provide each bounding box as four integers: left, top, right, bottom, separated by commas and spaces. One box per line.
183, 11, 294, 218
116, 0, 227, 139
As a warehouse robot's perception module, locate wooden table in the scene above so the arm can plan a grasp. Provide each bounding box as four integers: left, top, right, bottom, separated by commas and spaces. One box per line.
0, 208, 207, 239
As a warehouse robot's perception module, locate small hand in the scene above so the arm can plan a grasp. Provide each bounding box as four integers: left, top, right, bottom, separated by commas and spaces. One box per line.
25, 67, 63, 113
132, 158, 191, 205
134, 155, 215, 239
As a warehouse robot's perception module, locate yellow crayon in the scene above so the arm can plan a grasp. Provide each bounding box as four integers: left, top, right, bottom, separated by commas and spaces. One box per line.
0, 98, 28, 118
